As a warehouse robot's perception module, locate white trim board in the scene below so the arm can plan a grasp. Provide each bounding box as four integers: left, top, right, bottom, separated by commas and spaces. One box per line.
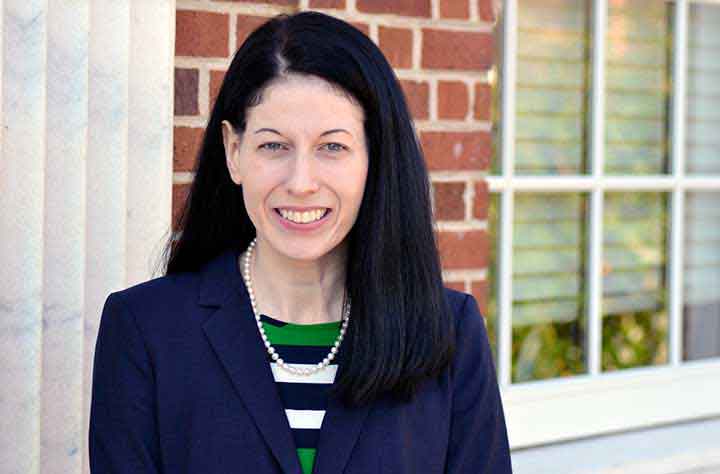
503, 357, 720, 449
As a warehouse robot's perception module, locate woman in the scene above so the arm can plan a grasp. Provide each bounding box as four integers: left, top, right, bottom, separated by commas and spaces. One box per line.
89, 11, 512, 474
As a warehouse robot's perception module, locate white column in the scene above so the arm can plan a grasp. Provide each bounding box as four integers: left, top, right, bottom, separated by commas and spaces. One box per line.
0, 2, 47, 473
0, 1, 175, 473
43, 2, 90, 474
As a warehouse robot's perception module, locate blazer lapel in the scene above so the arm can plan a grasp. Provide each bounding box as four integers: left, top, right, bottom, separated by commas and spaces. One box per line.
197, 246, 373, 474
198, 247, 302, 474
311, 383, 372, 474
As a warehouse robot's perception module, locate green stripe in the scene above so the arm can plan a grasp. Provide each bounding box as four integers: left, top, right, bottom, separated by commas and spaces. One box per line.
262, 316, 334, 474
262, 320, 340, 346
297, 448, 316, 474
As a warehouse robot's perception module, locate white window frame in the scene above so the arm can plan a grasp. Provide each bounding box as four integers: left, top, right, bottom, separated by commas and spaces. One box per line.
492, 0, 720, 449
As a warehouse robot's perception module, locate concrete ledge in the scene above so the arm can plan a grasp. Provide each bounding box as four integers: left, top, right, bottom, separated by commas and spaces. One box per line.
511, 416, 720, 474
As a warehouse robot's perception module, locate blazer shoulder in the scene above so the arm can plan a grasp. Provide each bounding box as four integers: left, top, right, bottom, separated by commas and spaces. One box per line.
109, 270, 200, 319
442, 286, 481, 321
442, 286, 489, 363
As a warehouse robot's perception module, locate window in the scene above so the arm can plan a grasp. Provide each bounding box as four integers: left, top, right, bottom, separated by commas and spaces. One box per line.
490, 0, 720, 448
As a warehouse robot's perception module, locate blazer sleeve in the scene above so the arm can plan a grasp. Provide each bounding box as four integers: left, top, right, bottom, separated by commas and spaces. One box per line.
445, 294, 513, 473
89, 291, 162, 473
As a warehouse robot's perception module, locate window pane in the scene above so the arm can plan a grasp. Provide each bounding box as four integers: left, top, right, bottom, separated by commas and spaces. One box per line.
514, 0, 590, 175
605, 0, 672, 175
511, 193, 588, 383
603, 193, 669, 371
683, 192, 720, 361
686, 4, 720, 175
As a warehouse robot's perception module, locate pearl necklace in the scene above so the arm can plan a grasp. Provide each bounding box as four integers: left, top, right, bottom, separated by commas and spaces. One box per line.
240, 237, 351, 376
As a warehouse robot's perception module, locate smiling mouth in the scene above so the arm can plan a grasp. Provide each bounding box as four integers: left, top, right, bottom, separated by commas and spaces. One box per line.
274, 208, 331, 224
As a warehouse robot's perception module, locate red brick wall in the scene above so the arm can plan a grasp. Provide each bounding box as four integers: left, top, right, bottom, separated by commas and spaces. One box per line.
174, 0, 498, 314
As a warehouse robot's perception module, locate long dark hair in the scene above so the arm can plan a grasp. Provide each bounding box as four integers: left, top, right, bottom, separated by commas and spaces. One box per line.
161, 11, 455, 407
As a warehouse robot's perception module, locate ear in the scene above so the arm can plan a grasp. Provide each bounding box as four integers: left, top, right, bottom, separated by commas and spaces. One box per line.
221, 120, 243, 185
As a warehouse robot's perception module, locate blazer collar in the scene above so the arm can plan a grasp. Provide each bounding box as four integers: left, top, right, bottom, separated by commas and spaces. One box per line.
198, 247, 371, 474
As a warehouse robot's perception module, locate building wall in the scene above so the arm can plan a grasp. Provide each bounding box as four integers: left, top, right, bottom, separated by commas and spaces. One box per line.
173, 0, 498, 312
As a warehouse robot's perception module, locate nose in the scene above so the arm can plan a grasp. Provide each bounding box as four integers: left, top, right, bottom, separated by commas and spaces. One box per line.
286, 152, 320, 196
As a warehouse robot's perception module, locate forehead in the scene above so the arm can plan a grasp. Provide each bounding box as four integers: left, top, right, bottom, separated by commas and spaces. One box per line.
245, 74, 365, 132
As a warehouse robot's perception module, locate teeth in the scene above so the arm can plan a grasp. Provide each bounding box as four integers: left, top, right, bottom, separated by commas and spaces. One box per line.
278, 208, 327, 224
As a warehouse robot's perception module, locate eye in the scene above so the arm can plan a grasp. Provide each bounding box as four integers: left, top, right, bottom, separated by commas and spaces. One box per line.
258, 142, 288, 152
322, 142, 349, 153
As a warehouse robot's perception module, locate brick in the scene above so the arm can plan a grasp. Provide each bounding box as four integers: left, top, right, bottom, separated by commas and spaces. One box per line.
438, 81, 468, 120
214, 0, 298, 5
474, 83, 493, 121
440, 0, 469, 19
174, 68, 199, 116
473, 181, 489, 220
471, 280, 489, 316
210, 70, 226, 111
357, 0, 430, 17
378, 26, 413, 69
433, 182, 466, 220
174, 127, 204, 172
436, 230, 488, 269
172, 183, 191, 232
399, 80, 429, 120
422, 29, 493, 71
420, 131, 491, 170
351, 22, 370, 37
237, 15, 270, 48
176, 10, 229, 57
478, 0, 496, 23
309, 0, 346, 7
444, 281, 466, 292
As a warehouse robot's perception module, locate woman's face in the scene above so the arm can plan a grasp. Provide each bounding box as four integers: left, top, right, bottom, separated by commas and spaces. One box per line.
222, 74, 369, 262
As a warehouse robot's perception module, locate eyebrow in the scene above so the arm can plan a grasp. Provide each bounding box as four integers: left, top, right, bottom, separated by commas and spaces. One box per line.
253, 128, 353, 138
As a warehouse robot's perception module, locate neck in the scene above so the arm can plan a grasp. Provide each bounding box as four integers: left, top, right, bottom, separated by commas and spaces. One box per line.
243, 237, 348, 325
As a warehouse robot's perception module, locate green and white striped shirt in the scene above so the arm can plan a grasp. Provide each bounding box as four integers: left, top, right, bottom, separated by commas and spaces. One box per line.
260, 313, 342, 474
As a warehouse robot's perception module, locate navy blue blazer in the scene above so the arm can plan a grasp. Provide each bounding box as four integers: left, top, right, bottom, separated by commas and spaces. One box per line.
89, 247, 512, 473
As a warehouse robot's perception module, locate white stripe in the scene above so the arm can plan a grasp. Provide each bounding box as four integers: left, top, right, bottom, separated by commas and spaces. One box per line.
269, 363, 337, 384
285, 409, 325, 430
